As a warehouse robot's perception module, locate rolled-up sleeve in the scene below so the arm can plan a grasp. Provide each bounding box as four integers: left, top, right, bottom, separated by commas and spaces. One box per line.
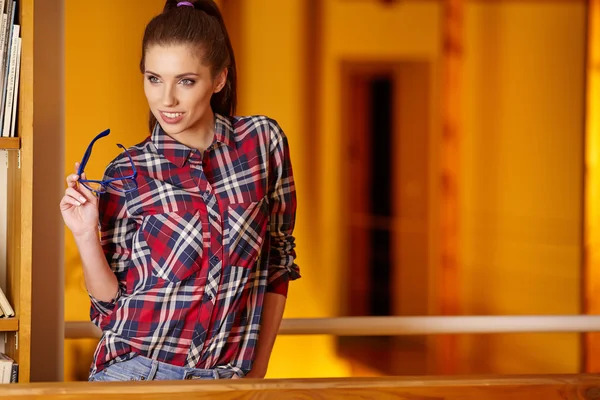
89, 164, 136, 325
266, 119, 301, 297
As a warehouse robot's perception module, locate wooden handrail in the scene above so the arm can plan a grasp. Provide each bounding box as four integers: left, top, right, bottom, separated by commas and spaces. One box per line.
65, 315, 600, 339
2, 374, 600, 399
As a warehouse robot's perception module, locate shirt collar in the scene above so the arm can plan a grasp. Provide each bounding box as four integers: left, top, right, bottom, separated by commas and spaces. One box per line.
214, 113, 234, 149
151, 113, 234, 168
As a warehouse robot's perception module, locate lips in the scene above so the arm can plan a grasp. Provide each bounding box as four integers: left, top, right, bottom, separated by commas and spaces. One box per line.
160, 111, 185, 124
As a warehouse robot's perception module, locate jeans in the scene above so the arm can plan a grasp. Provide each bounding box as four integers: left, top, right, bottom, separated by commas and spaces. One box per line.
89, 355, 238, 382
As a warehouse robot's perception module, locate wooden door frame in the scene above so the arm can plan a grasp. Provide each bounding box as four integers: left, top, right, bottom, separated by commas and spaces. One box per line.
338, 60, 435, 375
584, 0, 599, 373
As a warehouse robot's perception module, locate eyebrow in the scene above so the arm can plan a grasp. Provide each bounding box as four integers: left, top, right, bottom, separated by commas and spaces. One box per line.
145, 70, 200, 79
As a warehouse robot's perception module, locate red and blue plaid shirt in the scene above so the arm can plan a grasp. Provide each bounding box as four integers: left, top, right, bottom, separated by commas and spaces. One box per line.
88, 114, 300, 377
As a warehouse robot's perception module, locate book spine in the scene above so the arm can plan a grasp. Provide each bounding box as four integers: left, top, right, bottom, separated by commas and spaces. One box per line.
9, 35, 19, 137
10, 363, 17, 383
2, 23, 18, 137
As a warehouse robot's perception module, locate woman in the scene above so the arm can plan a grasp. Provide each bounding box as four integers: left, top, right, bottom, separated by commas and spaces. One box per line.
60, 0, 299, 381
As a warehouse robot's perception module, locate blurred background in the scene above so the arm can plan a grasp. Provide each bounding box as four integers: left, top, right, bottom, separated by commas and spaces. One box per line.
63, 0, 593, 381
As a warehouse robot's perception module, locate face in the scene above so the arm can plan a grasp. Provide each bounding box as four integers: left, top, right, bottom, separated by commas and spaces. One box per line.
143, 43, 227, 141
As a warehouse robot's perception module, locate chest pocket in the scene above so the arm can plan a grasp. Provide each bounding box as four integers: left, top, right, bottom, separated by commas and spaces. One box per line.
139, 208, 203, 282
225, 197, 269, 269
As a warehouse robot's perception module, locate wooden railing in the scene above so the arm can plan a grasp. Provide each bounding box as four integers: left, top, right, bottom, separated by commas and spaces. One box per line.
65, 315, 600, 339
2, 374, 600, 399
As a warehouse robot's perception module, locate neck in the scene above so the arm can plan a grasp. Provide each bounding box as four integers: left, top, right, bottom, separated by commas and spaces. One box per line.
178, 111, 215, 152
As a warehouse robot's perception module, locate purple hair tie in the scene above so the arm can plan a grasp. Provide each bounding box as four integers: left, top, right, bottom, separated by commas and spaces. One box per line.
177, 1, 194, 7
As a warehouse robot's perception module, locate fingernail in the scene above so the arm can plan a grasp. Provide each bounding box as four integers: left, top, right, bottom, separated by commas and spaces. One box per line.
79, 196, 86, 203
76, 202, 81, 207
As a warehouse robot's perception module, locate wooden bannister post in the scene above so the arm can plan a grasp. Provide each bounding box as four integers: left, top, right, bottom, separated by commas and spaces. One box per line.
438, 0, 464, 375
584, 0, 600, 373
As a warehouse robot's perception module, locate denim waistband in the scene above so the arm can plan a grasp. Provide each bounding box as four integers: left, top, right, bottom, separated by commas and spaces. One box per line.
94, 355, 236, 381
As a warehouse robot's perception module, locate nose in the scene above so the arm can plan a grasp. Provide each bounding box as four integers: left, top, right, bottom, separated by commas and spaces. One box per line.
161, 85, 177, 107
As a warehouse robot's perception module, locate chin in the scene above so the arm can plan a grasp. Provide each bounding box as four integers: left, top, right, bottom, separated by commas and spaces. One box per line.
160, 124, 186, 136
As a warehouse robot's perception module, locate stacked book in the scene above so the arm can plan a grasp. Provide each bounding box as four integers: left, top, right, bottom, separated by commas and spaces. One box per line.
0, 353, 16, 383
0, 0, 20, 138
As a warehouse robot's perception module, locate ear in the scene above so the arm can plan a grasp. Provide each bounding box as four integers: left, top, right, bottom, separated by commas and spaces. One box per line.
214, 68, 228, 93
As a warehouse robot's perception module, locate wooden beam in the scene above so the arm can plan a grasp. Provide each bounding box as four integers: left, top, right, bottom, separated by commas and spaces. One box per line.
65, 316, 600, 340
584, 0, 600, 373
2, 374, 600, 399
438, 0, 463, 375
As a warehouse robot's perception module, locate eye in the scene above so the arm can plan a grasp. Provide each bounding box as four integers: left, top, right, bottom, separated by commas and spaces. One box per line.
180, 78, 195, 86
146, 75, 160, 84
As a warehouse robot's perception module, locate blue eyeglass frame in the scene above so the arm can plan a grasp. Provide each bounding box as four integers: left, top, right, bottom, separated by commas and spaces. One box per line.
77, 128, 138, 194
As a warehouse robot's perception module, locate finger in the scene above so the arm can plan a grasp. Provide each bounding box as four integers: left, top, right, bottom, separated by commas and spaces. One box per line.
78, 173, 99, 202
74, 162, 80, 174
66, 174, 80, 188
66, 187, 88, 204
60, 195, 81, 211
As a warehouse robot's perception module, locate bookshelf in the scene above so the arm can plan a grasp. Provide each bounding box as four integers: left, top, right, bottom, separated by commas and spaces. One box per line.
0, 137, 18, 149
1, 0, 32, 383
0, 318, 17, 332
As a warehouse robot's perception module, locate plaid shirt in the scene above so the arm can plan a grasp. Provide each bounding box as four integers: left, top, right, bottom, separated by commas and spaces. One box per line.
88, 114, 300, 377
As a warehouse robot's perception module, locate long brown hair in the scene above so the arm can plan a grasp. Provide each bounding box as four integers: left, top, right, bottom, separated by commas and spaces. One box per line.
140, 0, 237, 132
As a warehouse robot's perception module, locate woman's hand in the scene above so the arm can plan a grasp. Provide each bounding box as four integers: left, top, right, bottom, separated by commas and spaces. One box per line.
240, 369, 266, 379
231, 366, 266, 379
60, 162, 99, 238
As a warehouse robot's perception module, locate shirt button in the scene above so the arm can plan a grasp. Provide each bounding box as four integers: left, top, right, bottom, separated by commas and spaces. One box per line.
204, 293, 213, 302
210, 255, 219, 264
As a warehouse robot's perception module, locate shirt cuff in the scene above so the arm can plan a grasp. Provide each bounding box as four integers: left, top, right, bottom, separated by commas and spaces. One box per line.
266, 263, 300, 297
88, 287, 121, 317
266, 276, 290, 297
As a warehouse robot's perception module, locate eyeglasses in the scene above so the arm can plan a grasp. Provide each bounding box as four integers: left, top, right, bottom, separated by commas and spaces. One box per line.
77, 129, 138, 195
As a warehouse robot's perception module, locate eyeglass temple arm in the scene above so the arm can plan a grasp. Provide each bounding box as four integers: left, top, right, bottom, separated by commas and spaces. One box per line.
77, 129, 111, 175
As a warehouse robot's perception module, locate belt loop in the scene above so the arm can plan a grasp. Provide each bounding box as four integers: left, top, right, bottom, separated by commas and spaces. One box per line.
213, 369, 220, 380
146, 359, 159, 381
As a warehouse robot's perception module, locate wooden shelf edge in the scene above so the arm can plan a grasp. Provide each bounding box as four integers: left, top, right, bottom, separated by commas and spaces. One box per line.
0, 318, 18, 332
0, 137, 19, 149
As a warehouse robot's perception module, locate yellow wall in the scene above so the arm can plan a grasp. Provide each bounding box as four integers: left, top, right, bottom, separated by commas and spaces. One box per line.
234, 0, 352, 378
320, 0, 443, 375
318, 0, 586, 374
245, 0, 444, 379
64, 0, 587, 380
64, 0, 165, 381
460, 1, 586, 373
63, 0, 351, 380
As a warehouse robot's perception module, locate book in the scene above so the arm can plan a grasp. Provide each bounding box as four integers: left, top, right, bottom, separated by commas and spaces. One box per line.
0, 353, 16, 383
0, 0, 9, 102
0, 286, 14, 317
0, 353, 13, 383
2, 23, 18, 138
9, 36, 19, 137
0, 1, 15, 137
